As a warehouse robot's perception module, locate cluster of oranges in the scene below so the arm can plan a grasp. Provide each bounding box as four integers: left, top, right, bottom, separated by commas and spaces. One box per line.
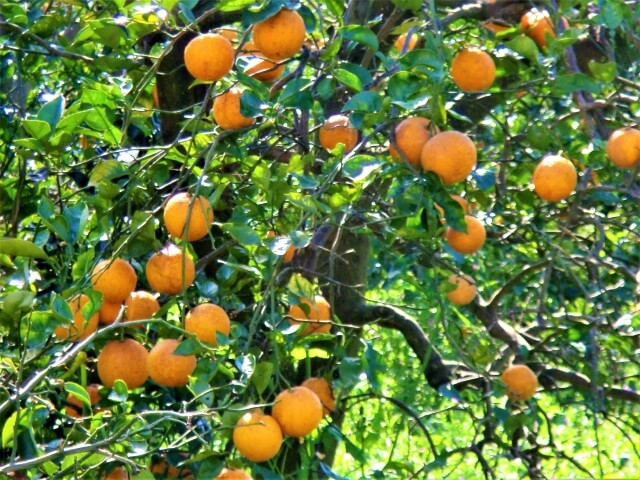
182, 8, 306, 130
233, 377, 335, 462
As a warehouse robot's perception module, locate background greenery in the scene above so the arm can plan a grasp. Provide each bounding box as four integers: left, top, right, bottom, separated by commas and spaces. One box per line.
0, 0, 639, 478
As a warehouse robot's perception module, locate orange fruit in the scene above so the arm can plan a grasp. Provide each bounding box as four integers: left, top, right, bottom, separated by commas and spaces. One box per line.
532, 154, 577, 202
389, 117, 436, 168
445, 215, 486, 254
146, 244, 196, 295
501, 364, 538, 401
54, 294, 100, 341
124, 290, 160, 325
393, 32, 417, 52
213, 87, 256, 130
318, 115, 358, 153
97, 338, 149, 389
65, 383, 102, 418
606, 127, 640, 168
99, 301, 122, 325
103, 467, 129, 480
215, 468, 253, 480
272, 386, 323, 437
163, 192, 214, 242
184, 303, 231, 345
450, 47, 496, 92
252, 9, 306, 61
301, 377, 335, 416
217, 28, 239, 42
244, 56, 285, 82
435, 195, 470, 223
91, 258, 137, 303
233, 409, 283, 462
183, 33, 234, 82
288, 295, 332, 335
421, 131, 477, 184
150, 455, 193, 479
445, 274, 477, 305
147, 338, 197, 387
520, 9, 555, 49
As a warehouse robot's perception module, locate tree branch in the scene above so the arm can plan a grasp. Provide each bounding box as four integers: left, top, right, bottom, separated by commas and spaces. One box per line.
362, 304, 451, 389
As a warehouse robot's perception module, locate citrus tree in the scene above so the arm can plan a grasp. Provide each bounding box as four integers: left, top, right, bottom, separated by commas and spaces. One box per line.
1, 0, 639, 478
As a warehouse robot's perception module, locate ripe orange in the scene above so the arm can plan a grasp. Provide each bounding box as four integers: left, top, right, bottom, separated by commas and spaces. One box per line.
318, 115, 358, 153
445, 215, 486, 254
99, 301, 122, 325
520, 9, 555, 49
103, 467, 129, 480
445, 274, 477, 305
252, 9, 306, 61
146, 244, 196, 295
65, 383, 101, 418
213, 87, 256, 130
606, 127, 640, 168
501, 364, 538, 401
124, 290, 160, 325
389, 116, 436, 168
435, 194, 470, 223
97, 338, 149, 389
233, 409, 283, 462
54, 294, 100, 341
421, 131, 477, 184
394, 32, 417, 52
150, 455, 193, 479
532, 154, 577, 202
184, 303, 231, 345
288, 295, 332, 335
147, 339, 197, 387
301, 377, 335, 416
450, 47, 496, 92
216, 28, 239, 42
163, 192, 214, 242
183, 33, 234, 82
91, 258, 137, 303
272, 386, 323, 437
244, 56, 284, 82
215, 468, 252, 480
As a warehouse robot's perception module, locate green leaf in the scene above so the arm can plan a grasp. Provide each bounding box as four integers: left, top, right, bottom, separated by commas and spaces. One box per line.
342, 91, 382, 112
217, 0, 255, 12
342, 25, 378, 51
333, 68, 362, 92
588, 61, 617, 83
37, 95, 65, 131
388, 71, 424, 102
22, 120, 51, 141
3, 291, 36, 314
323, 0, 344, 16
223, 224, 261, 245
56, 110, 90, 134
174, 338, 202, 355
0, 238, 48, 259
505, 35, 539, 64
88, 160, 128, 186
553, 73, 601, 94
251, 362, 274, 394
392, 0, 422, 11
64, 383, 91, 409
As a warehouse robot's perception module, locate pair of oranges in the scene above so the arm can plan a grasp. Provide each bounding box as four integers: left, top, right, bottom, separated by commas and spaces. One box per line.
182, 8, 306, 131
233, 377, 335, 462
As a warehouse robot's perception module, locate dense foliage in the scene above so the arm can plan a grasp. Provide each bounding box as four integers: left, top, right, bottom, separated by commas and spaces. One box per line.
0, 0, 639, 478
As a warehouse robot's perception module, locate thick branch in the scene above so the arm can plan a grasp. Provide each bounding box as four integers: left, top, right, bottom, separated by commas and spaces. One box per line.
362, 304, 451, 389
541, 368, 640, 404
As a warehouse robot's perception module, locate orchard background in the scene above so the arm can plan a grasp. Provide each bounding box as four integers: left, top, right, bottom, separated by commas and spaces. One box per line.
1, 0, 639, 478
